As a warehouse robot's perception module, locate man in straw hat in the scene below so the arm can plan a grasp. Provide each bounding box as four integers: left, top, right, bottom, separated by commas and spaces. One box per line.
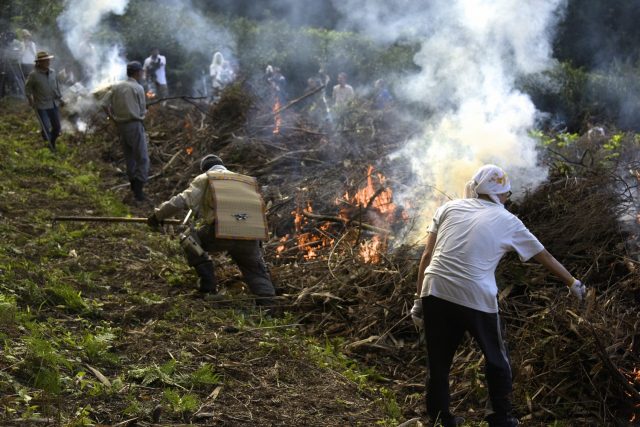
25, 50, 62, 151
410, 164, 586, 427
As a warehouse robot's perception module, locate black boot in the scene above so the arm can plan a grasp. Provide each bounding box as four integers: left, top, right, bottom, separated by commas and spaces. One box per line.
130, 179, 145, 201
194, 262, 217, 293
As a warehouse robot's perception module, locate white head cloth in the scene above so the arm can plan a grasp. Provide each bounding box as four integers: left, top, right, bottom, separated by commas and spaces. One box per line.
463, 164, 511, 205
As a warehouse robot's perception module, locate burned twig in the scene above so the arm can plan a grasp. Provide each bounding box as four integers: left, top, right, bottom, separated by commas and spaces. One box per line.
256, 84, 327, 121
301, 209, 390, 235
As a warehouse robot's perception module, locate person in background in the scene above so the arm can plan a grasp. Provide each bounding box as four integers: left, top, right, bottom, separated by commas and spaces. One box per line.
266, 65, 287, 105
301, 76, 329, 127
24, 50, 62, 151
410, 164, 586, 427
101, 61, 149, 202
317, 67, 331, 96
209, 51, 235, 102
373, 78, 393, 110
0, 31, 23, 98
332, 72, 355, 108
143, 48, 168, 98
19, 29, 36, 80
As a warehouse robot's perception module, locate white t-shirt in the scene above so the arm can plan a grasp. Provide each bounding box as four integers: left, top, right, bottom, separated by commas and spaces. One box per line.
332, 84, 354, 107
420, 198, 544, 313
143, 55, 167, 85
21, 40, 37, 65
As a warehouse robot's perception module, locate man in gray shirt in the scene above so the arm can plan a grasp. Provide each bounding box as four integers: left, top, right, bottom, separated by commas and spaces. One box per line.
102, 61, 149, 202
25, 50, 62, 151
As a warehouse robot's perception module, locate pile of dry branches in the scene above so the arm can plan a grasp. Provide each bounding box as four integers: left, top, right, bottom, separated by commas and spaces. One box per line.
77, 84, 639, 424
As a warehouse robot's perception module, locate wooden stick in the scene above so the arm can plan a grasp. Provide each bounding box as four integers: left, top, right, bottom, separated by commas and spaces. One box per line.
53, 216, 181, 225
301, 210, 391, 235
256, 84, 327, 120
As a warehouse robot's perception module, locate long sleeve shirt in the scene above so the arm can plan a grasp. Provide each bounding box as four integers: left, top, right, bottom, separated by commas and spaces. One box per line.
155, 165, 232, 223
20, 40, 37, 65
25, 68, 62, 109
102, 78, 146, 123
332, 84, 355, 107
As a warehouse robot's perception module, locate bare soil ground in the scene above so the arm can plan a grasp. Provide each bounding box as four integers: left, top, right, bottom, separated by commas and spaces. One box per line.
1, 91, 639, 426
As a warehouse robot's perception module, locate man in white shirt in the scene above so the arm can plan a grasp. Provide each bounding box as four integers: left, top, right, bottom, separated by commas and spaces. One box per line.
143, 48, 168, 98
411, 165, 586, 427
332, 72, 354, 107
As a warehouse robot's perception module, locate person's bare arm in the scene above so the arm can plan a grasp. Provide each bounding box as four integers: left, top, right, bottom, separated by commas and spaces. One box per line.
532, 249, 575, 286
416, 232, 437, 295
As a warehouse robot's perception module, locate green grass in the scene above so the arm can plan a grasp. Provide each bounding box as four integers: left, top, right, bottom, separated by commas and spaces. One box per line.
0, 99, 401, 425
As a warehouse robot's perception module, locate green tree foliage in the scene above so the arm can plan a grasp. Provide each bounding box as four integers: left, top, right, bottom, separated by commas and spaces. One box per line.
0, 0, 64, 31
554, 0, 640, 68
109, 2, 417, 94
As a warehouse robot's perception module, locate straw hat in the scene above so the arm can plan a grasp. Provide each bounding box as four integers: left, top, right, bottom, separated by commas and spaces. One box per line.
35, 51, 54, 62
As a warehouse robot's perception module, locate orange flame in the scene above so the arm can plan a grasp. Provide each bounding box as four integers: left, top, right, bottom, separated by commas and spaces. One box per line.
273, 99, 282, 134
360, 235, 386, 264
343, 165, 398, 223
337, 165, 410, 263
275, 235, 289, 256
185, 147, 194, 155
282, 167, 409, 264
146, 90, 156, 99
287, 202, 334, 260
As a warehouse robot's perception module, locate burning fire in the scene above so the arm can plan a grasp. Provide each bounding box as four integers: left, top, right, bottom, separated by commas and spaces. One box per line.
273, 99, 282, 134
275, 202, 334, 260
185, 147, 194, 155
359, 235, 386, 264
279, 166, 408, 263
341, 165, 405, 223
338, 165, 408, 263
146, 90, 156, 99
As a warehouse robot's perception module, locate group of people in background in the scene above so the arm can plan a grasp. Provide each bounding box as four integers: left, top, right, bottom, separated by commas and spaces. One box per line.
3, 31, 395, 192
0, 29, 38, 98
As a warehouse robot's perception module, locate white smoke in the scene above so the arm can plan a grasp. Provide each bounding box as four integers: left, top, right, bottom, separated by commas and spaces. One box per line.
156, 0, 236, 59
57, 0, 130, 90
333, 0, 567, 238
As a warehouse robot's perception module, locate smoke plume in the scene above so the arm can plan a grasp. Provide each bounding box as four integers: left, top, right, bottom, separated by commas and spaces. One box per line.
57, 0, 130, 89
333, 0, 567, 238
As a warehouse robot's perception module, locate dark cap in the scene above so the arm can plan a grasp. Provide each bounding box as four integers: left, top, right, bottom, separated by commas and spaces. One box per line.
200, 154, 224, 172
126, 61, 143, 73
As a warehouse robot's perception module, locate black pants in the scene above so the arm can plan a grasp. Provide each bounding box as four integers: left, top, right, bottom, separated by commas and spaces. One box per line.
422, 296, 513, 425
186, 223, 275, 297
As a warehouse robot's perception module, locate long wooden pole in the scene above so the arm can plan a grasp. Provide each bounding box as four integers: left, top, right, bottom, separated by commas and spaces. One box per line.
52, 216, 181, 225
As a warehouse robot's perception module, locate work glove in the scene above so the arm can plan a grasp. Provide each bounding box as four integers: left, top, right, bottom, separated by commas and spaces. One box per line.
147, 213, 163, 231
569, 279, 586, 301
410, 298, 424, 330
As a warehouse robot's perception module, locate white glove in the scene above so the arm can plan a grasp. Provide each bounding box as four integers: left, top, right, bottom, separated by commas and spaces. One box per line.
569, 279, 586, 301
410, 298, 424, 330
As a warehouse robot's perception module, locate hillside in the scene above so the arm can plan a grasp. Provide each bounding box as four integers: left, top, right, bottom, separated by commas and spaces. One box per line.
1, 92, 639, 427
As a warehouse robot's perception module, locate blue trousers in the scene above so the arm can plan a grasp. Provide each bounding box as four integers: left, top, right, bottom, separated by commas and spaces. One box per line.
116, 120, 149, 183
36, 106, 61, 149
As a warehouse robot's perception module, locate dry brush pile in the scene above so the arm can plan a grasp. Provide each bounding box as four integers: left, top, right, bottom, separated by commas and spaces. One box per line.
73, 84, 639, 425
